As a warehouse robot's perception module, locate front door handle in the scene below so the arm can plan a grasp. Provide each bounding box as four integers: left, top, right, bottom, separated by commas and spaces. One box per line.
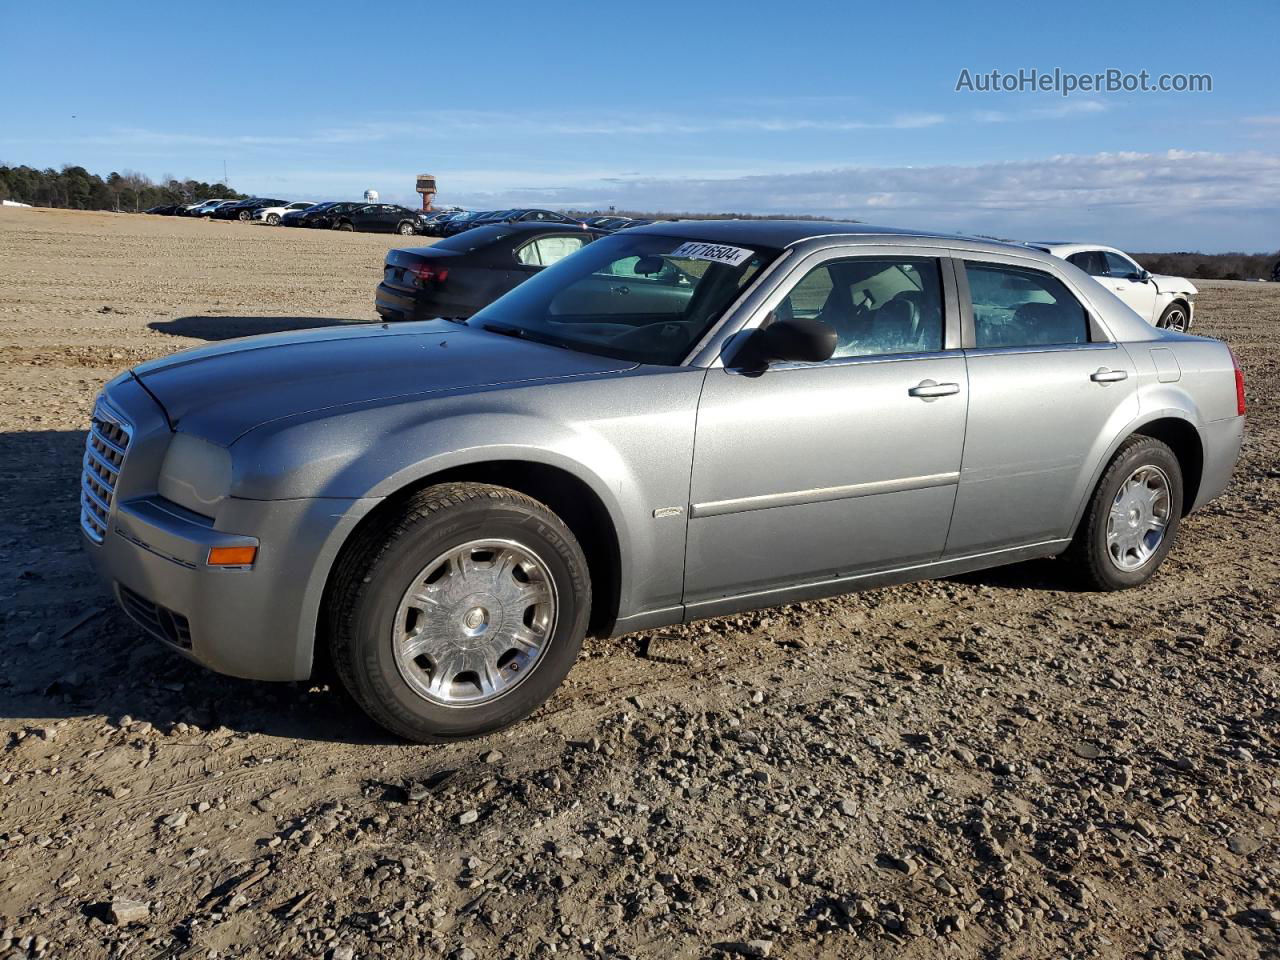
908, 380, 961, 400
1090, 367, 1129, 383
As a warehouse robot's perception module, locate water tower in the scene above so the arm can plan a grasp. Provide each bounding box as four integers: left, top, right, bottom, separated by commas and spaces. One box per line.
363, 189, 379, 203
416, 174, 438, 212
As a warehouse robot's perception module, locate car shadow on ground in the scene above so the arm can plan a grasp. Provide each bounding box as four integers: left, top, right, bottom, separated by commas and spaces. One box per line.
149, 315, 377, 342
1, 427, 400, 745
947, 555, 1090, 593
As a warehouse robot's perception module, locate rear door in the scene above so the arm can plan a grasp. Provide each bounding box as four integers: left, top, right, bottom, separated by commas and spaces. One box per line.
944, 254, 1138, 556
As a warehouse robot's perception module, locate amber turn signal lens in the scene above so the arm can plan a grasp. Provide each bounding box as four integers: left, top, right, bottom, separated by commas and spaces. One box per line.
208, 545, 257, 566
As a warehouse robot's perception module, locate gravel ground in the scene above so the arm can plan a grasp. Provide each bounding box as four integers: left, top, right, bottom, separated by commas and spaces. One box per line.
1, 207, 1277, 960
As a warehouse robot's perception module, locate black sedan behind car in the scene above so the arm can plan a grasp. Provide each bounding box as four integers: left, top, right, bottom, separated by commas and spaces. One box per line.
213, 197, 288, 221
375, 222, 604, 322
439, 210, 493, 236
332, 203, 422, 234
288, 201, 363, 228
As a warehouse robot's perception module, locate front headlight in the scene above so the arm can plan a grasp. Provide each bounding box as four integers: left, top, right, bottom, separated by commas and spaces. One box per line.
158, 433, 232, 516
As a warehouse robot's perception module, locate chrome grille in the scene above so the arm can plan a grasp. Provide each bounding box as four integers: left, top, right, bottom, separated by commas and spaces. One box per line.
81, 402, 132, 542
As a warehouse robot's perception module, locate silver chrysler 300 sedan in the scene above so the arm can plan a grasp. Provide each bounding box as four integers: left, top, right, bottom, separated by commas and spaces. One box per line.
81, 221, 1246, 742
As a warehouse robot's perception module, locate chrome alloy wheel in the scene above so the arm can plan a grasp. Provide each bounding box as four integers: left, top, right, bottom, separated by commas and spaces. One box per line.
1162, 306, 1189, 332
392, 539, 557, 706
1106, 465, 1172, 571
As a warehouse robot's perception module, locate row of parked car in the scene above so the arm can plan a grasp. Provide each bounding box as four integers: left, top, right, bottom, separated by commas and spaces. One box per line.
144, 197, 659, 238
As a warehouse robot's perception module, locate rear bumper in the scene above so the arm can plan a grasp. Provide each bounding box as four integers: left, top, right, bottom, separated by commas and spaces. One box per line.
375, 282, 475, 322
375, 282, 422, 322
1192, 414, 1244, 511
86, 493, 379, 681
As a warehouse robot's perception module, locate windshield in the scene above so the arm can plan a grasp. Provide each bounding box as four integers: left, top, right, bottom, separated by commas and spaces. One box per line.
469, 232, 779, 365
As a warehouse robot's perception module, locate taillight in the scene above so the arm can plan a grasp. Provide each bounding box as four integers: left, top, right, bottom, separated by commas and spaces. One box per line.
413, 264, 448, 285
1230, 348, 1246, 416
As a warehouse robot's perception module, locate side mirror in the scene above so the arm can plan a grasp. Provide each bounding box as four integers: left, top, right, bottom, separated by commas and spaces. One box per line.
737, 316, 837, 367
1132, 269, 1152, 283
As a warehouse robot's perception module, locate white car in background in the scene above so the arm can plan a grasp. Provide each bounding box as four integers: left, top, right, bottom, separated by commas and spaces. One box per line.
183, 198, 227, 215
1028, 243, 1196, 331
254, 201, 313, 226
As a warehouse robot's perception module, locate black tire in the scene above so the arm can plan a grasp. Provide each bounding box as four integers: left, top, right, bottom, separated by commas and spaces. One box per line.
1157, 302, 1189, 332
267, 213, 280, 225
238, 210, 251, 222
397, 220, 415, 236
1065, 436, 1183, 590
336, 221, 354, 232
326, 482, 591, 742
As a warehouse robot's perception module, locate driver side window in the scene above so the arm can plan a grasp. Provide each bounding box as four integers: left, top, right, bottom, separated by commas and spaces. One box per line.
1104, 251, 1139, 278
775, 257, 945, 359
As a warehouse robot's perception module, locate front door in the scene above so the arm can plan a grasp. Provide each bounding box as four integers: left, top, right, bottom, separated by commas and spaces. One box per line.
684, 253, 968, 613
944, 256, 1139, 555
1102, 251, 1159, 322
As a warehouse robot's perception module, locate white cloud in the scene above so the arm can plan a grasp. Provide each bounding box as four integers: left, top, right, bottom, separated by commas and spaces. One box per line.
437, 149, 1280, 251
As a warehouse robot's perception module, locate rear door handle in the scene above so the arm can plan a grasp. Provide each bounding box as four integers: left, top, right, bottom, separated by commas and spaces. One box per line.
1090, 367, 1128, 383
908, 380, 961, 400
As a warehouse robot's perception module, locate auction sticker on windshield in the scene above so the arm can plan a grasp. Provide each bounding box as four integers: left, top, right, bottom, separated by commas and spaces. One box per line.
669, 242, 755, 267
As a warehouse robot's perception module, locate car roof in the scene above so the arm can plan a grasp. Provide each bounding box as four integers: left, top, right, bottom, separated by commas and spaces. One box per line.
625, 218, 1033, 255
1029, 241, 1127, 257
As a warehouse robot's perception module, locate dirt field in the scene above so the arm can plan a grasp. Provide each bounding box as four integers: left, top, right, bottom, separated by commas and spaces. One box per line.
1, 206, 1276, 960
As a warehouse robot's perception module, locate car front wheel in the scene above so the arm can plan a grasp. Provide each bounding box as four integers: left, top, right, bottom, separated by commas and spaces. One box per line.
335, 221, 354, 231
1065, 435, 1183, 590
238, 210, 251, 221
267, 213, 280, 225
326, 483, 591, 742
398, 221, 415, 235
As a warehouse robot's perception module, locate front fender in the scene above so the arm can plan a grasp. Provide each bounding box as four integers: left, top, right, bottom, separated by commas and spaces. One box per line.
229, 369, 705, 628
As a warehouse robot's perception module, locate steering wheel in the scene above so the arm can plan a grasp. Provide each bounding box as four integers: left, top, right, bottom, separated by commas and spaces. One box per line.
610, 321, 692, 354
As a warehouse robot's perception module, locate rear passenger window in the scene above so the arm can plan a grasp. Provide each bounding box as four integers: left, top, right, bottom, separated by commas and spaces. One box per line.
1067, 251, 1107, 277
516, 235, 588, 266
965, 262, 1089, 348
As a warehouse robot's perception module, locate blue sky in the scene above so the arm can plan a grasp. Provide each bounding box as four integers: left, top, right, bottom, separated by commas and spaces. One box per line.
3, 0, 1278, 250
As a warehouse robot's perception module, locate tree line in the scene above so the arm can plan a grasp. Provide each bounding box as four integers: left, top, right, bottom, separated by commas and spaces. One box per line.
1133, 251, 1279, 282
0, 164, 244, 212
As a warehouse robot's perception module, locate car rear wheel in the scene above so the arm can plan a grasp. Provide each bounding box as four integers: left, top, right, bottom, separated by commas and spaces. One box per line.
238, 210, 251, 222
1157, 303, 1189, 332
326, 482, 591, 742
267, 213, 280, 225
336, 221, 354, 232
397, 221, 415, 236
1065, 435, 1183, 590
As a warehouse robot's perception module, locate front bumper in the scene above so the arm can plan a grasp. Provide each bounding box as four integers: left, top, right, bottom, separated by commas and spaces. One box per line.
86, 494, 378, 680
83, 374, 381, 682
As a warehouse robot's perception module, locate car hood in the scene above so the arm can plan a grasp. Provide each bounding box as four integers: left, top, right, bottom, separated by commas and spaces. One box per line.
132, 320, 636, 445
1150, 273, 1197, 295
